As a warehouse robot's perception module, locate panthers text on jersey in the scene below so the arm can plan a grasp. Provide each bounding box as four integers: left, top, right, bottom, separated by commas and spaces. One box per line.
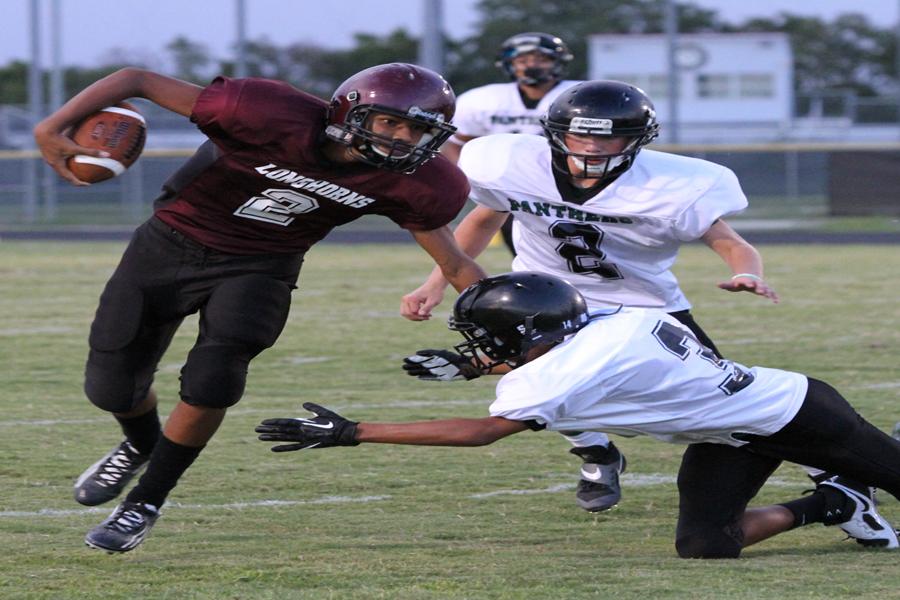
452, 81, 580, 138
458, 134, 748, 311
155, 77, 469, 255
489, 308, 807, 446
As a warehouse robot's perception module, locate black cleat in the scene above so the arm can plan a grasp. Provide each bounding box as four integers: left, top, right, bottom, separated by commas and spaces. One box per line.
74, 441, 149, 506
85, 501, 160, 554
571, 443, 627, 513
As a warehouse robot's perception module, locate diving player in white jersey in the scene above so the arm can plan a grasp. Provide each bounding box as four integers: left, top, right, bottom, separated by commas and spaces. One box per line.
400, 80, 778, 514
441, 32, 580, 255
259, 273, 900, 558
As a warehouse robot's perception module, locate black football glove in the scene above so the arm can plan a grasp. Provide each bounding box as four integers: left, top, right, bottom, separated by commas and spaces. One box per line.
255, 402, 359, 452
402, 349, 482, 382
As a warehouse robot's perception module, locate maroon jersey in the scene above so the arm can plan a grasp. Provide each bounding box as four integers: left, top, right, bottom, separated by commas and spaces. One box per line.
155, 77, 469, 254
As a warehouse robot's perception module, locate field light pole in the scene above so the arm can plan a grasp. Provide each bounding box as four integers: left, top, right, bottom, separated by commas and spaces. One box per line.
235, 0, 247, 78
44, 0, 63, 219
25, 0, 43, 223
418, 0, 443, 73
896, 0, 900, 132
664, 0, 680, 145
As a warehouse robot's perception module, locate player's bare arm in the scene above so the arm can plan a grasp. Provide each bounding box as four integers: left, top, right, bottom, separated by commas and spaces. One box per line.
702, 219, 779, 303
34, 68, 202, 185
405, 226, 488, 319
357, 415, 527, 446
440, 133, 477, 164
257, 402, 528, 450
402, 206, 508, 320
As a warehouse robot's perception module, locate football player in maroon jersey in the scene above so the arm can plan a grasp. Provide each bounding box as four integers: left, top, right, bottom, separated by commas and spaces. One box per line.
34, 63, 487, 553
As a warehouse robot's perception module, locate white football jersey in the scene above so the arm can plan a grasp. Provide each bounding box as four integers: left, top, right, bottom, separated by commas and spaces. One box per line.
459, 134, 748, 311
489, 309, 807, 446
452, 81, 581, 138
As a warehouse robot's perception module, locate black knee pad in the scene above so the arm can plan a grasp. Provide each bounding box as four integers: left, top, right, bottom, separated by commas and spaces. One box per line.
675, 523, 743, 559
180, 343, 251, 409
179, 274, 293, 409
84, 357, 150, 413
84, 280, 151, 412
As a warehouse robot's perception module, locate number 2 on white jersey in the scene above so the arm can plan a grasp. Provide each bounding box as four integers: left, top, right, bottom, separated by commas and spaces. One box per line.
549, 221, 623, 280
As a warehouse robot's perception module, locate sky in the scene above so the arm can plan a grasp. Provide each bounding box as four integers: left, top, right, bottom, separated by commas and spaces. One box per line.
2, 0, 898, 68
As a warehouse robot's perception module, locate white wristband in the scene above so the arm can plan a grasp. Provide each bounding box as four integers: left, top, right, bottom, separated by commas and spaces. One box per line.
731, 273, 762, 282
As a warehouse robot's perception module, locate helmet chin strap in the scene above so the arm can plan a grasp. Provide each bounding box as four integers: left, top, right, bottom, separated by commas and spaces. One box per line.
572, 154, 626, 177
519, 67, 554, 86
370, 143, 412, 160
366, 131, 436, 161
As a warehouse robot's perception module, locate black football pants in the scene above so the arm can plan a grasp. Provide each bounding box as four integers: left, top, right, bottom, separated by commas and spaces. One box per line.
675, 377, 900, 558
84, 216, 303, 412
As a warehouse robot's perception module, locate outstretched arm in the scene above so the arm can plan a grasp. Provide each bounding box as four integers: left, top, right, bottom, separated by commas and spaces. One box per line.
34, 68, 203, 185
403, 206, 509, 320
701, 219, 779, 303
256, 402, 528, 450
357, 415, 528, 446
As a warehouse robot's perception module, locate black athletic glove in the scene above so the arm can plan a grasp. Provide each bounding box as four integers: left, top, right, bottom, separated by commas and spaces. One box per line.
402, 349, 482, 381
255, 402, 359, 452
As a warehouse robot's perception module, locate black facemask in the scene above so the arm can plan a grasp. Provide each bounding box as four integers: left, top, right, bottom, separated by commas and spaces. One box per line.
519, 66, 554, 86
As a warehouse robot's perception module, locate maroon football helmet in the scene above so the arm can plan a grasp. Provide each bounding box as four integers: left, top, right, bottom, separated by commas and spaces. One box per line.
326, 63, 457, 173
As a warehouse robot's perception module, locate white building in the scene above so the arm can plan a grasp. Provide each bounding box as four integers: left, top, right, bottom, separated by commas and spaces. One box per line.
587, 32, 900, 144
588, 33, 795, 142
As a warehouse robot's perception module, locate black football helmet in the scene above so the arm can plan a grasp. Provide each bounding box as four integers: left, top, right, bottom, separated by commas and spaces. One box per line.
495, 32, 573, 86
449, 272, 591, 370
540, 80, 660, 183
326, 63, 457, 173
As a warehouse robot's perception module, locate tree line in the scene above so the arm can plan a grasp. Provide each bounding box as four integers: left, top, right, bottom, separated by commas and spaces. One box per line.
1, 0, 896, 104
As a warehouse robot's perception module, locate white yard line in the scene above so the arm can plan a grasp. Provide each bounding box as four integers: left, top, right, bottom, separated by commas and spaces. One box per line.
0, 475, 804, 519
0, 494, 392, 518
0, 398, 490, 427
0, 326, 75, 336
468, 474, 800, 498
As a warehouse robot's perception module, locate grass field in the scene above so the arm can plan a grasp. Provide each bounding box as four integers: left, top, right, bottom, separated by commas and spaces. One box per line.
1, 241, 899, 599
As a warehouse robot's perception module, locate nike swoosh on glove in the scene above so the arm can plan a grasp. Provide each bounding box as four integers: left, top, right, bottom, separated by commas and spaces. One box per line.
256, 402, 359, 451
402, 349, 482, 381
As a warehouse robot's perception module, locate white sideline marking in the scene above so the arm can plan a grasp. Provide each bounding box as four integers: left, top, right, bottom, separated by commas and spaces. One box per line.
470, 483, 574, 498
0, 417, 108, 427
0, 398, 489, 428
0, 326, 75, 336
283, 356, 332, 365
0, 495, 391, 519
855, 381, 900, 390
724, 337, 788, 346
467, 475, 799, 499
0, 476, 806, 519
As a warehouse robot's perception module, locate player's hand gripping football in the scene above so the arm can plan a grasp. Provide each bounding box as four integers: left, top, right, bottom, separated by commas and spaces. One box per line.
33, 123, 110, 187
402, 349, 482, 381
256, 403, 359, 451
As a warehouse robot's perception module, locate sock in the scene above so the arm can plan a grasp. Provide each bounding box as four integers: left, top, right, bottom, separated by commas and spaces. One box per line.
778, 491, 829, 529
125, 435, 204, 508
115, 406, 162, 455
562, 430, 611, 448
